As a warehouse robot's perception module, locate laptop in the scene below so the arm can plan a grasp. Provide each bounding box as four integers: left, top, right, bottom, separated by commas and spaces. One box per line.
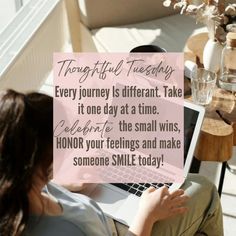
88, 100, 205, 226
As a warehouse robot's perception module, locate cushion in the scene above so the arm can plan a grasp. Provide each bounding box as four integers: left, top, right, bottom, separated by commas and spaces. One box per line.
90, 14, 207, 52
78, 0, 177, 29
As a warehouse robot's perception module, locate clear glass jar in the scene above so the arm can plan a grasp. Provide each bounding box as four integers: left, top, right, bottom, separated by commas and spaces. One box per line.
219, 32, 236, 91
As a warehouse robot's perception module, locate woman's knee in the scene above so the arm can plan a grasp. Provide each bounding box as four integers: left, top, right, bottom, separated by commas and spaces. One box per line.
184, 174, 218, 196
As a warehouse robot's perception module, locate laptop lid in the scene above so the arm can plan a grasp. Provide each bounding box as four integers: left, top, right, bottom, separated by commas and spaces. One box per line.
183, 101, 205, 176
89, 100, 205, 226
101, 100, 205, 182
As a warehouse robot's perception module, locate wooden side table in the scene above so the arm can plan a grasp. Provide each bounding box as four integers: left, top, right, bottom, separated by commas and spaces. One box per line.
184, 33, 236, 195
186, 87, 236, 195
195, 88, 236, 162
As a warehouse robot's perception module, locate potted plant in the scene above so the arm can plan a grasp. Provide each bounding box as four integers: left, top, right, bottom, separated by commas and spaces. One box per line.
163, 0, 236, 72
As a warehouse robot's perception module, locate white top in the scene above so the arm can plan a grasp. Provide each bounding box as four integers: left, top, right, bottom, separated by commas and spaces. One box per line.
23, 182, 112, 236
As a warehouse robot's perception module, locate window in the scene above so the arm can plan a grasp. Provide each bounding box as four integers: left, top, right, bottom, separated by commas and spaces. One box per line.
0, 0, 31, 34
0, 0, 67, 92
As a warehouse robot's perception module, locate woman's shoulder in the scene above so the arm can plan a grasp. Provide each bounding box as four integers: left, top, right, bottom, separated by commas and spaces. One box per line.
45, 182, 112, 236
23, 215, 86, 236
45, 182, 101, 212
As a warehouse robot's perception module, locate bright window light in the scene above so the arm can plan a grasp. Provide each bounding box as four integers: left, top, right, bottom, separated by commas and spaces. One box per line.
0, 0, 32, 34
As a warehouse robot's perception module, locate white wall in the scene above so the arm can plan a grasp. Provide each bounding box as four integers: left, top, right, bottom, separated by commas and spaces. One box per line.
0, 0, 16, 33
23, 0, 30, 4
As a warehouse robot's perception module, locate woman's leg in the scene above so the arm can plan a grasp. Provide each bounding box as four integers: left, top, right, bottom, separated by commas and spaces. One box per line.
114, 174, 223, 236
151, 174, 223, 236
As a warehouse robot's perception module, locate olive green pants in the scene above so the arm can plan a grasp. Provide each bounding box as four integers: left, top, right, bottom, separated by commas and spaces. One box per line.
108, 174, 223, 236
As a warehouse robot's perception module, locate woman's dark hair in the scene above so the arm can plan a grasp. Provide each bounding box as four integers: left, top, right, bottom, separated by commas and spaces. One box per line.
130, 44, 166, 53
0, 89, 53, 235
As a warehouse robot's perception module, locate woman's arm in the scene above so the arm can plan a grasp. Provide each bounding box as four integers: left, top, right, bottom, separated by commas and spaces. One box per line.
128, 186, 189, 236
52, 180, 97, 195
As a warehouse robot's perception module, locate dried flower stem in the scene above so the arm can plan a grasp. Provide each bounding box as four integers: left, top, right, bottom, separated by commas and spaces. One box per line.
207, 0, 214, 6
163, 0, 232, 43
217, 0, 225, 14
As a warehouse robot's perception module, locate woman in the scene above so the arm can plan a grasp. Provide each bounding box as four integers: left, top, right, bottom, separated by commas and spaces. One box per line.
0, 90, 223, 236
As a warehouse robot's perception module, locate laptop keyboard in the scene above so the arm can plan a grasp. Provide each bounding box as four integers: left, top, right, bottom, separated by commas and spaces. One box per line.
111, 182, 173, 197
96, 149, 175, 182
96, 149, 174, 196
96, 158, 175, 183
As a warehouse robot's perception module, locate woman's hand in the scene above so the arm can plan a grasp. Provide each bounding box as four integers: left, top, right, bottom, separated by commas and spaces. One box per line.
139, 186, 189, 223
52, 180, 97, 195
129, 186, 189, 236
60, 182, 90, 192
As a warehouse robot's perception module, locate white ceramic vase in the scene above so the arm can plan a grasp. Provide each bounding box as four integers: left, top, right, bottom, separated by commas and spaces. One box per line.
203, 39, 223, 73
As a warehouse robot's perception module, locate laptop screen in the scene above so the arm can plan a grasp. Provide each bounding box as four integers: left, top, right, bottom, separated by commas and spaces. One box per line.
184, 107, 199, 164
